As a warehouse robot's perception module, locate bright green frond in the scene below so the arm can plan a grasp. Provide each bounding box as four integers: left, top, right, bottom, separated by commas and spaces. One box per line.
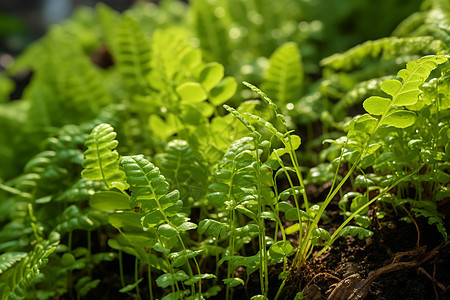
82, 123, 129, 191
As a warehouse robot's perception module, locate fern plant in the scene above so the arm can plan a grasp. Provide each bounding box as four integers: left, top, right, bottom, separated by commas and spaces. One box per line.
81, 123, 129, 191
0, 232, 59, 300
1, 1, 449, 299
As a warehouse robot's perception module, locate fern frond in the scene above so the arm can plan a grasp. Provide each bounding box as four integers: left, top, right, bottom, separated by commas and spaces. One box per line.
361, 55, 448, 129
121, 155, 183, 228
393, 2, 450, 47
191, 0, 230, 64
155, 140, 208, 202
332, 75, 396, 120
0, 232, 59, 300
263, 42, 303, 106
96, 3, 120, 53
114, 14, 151, 94
81, 123, 129, 191
150, 28, 200, 84
198, 219, 229, 240
320, 37, 446, 71
207, 137, 257, 209
392, 11, 428, 37
55, 205, 97, 233
0, 252, 27, 274
20, 28, 111, 126
56, 178, 106, 202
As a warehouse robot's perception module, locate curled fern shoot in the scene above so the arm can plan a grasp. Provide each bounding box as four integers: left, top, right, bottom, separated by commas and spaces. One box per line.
81, 123, 129, 191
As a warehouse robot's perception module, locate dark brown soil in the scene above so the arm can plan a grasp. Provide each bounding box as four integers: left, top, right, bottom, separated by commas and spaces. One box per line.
277, 216, 450, 300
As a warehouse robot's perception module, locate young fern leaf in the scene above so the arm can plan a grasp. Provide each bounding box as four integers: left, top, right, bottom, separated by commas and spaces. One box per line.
362, 55, 449, 128
81, 123, 129, 191
263, 42, 303, 106
121, 155, 183, 228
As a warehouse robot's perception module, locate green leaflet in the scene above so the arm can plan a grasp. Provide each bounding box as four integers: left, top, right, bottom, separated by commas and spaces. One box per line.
362, 96, 390, 115
121, 155, 183, 228
209, 76, 238, 106
382, 111, 417, 128
89, 190, 130, 210
183, 273, 216, 285
269, 241, 294, 261
339, 226, 373, 240
263, 42, 303, 106
223, 277, 244, 287
361, 55, 449, 129
119, 278, 144, 293
81, 123, 129, 191
168, 249, 203, 268
156, 270, 189, 288
199, 62, 224, 91
176, 82, 208, 103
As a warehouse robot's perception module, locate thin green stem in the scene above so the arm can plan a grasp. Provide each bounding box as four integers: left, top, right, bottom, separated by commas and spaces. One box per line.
68, 231, 73, 252
254, 139, 268, 296
87, 230, 92, 277
274, 277, 287, 300
68, 230, 73, 300
315, 163, 425, 257
286, 139, 309, 211
148, 263, 154, 300
119, 250, 125, 287
135, 257, 141, 299
177, 234, 200, 296
226, 207, 236, 300
275, 156, 304, 266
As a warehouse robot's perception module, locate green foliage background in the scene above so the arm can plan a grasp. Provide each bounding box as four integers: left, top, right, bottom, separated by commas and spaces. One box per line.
0, 0, 448, 299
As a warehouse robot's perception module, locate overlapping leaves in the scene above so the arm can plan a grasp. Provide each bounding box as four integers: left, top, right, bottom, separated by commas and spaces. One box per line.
121, 155, 183, 228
